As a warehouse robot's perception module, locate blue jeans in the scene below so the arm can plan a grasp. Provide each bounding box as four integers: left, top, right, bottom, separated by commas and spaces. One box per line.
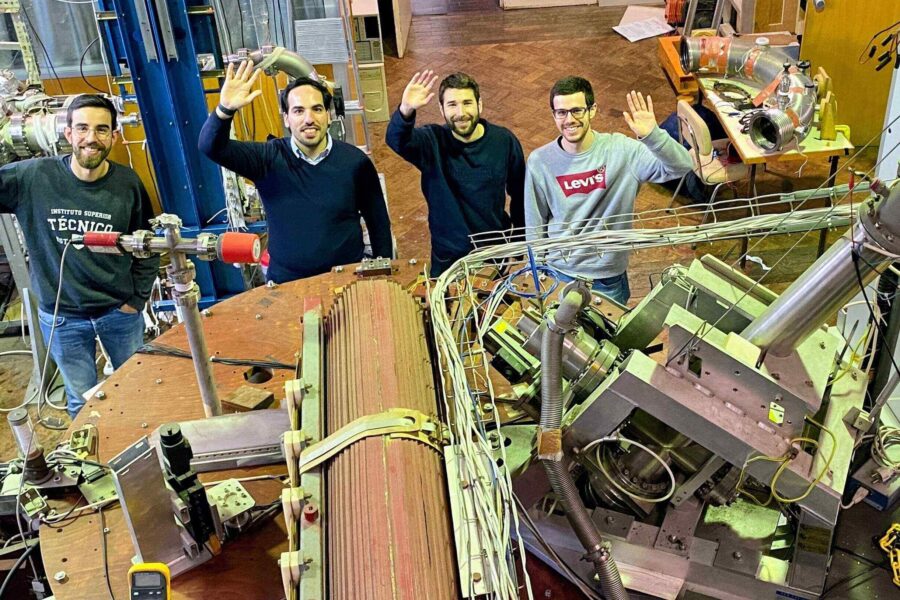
38, 307, 144, 418
556, 271, 631, 305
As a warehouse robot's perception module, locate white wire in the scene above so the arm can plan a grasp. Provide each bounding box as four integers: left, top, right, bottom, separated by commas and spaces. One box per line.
582, 435, 677, 504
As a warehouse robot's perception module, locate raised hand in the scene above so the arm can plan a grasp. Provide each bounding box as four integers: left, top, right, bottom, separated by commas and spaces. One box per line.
623, 91, 657, 138
399, 70, 439, 118
219, 60, 262, 111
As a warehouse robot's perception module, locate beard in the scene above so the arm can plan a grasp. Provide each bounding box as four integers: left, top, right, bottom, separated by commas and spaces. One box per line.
446, 113, 479, 139
73, 143, 111, 170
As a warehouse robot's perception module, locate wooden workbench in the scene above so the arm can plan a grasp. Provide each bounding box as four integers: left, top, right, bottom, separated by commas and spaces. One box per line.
697, 77, 854, 166
39, 260, 425, 600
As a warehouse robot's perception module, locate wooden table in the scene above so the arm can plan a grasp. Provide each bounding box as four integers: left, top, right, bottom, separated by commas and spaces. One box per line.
39, 261, 425, 600
698, 77, 855, 263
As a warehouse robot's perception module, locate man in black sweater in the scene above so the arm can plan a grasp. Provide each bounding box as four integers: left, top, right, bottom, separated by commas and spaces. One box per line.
386, 70, 525, 276
0, 94, 159, 417
198, 60, 392, 284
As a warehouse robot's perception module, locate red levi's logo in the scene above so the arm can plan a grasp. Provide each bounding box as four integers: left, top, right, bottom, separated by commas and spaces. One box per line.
556, 166, 607, 197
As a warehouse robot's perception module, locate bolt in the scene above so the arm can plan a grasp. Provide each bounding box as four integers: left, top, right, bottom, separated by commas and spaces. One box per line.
667, 534, 679, 544
408, 258, 417, 265
266, 280, 277, 288
95, 391, 106, 400
335, 266, 344, 273
54, 571, 67, 583
255, 313, 263, 320
605, 516, 616, 524
819, 341, 826, 350
201, 309, 212, 317
732, 551, 743, 560
851, 371, 858, 381
592, 297, 603, 305
155, 378, 162, 384
141, 422, 148, 429
472, 572, 482, 583
103, 528, 110, 534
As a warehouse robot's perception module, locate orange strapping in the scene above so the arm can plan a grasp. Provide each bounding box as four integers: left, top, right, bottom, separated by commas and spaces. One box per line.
785, 108, 801, 127
753, 76, 781, 107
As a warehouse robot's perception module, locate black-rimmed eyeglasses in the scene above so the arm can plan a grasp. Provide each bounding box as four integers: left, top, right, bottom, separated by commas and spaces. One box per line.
552, 107, 588, 120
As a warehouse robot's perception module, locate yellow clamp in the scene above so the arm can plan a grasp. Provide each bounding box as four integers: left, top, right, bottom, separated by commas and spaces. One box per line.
297, 408, 445, 475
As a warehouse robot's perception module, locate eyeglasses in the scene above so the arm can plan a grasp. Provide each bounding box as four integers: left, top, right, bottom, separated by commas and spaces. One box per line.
72, 125, 113, 140
552, 107, 589, 120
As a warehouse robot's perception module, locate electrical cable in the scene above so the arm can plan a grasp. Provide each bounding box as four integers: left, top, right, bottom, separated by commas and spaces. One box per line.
99, 504, 116, 600
0, 539, 39, 599
582, 434, 677, 504
79, 37, 106, 93
852, 249, 900, 384
36, 241, 75, 430
136, 342, 293, 370
20, 4, 64, 96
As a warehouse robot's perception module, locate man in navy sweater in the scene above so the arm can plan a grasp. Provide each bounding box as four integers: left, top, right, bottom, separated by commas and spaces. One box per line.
199, 60, 392, 283
386, 70, 525, 277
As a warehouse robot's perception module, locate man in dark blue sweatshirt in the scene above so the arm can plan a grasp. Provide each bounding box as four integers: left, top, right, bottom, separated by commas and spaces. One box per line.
386, 70, 525, 277
0, 94, 159, 417
199, 60, 392, 283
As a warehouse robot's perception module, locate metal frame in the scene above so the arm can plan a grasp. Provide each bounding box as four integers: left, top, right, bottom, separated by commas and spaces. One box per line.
95, 0, 264, 308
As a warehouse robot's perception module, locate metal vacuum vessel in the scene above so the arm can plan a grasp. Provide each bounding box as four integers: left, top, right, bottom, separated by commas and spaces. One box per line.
324, 280, 458, 599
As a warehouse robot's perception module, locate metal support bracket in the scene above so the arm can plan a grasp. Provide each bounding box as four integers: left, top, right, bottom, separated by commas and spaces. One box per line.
296, 408, 444, 476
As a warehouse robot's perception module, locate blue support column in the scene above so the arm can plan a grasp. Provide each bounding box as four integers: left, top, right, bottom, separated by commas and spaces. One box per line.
96, 0, 262, 307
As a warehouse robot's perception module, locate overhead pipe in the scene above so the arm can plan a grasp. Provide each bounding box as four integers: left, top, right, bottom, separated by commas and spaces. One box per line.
537, 283, 630, 600
680, 36, 818, 152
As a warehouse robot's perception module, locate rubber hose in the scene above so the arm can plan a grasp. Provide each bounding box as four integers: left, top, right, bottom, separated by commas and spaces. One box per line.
539, 290, 629, 599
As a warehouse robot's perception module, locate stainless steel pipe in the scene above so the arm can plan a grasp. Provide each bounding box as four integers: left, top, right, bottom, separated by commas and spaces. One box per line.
744, 184, 900, 356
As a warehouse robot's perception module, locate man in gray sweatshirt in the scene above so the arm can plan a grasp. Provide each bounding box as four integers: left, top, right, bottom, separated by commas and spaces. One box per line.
524, 76, 692, 304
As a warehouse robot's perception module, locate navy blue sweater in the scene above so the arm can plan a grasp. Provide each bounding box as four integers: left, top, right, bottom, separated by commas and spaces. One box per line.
385, 109, 525, 275
198, 113, 392, 283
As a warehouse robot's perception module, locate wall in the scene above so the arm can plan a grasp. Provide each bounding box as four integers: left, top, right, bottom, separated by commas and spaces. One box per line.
800, 0, 900, 146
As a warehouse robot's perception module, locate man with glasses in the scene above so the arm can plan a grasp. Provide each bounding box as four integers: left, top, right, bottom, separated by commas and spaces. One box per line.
524, 76, 691, 304
386, 70, 525, 276
0, 94, 159, 417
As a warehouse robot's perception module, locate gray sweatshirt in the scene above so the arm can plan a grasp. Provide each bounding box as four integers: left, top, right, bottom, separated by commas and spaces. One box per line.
524, 126, 691, 279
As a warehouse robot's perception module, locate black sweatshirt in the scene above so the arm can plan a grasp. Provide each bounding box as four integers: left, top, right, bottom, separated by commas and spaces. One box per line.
0, 156, 159, 317
385, 109, 525, 275
198, 113, 392, 283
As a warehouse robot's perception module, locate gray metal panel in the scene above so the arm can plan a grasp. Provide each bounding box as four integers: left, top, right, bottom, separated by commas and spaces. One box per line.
293, 18, 349, 64
521, 512, 820, 600
149, 409, 290, 472
597, 352, 839, 522
109, 437, 210, 575
613, 277, 691, 352
562, 375, 636, 450
667, 320, 811, 435
788, 509, 832, 595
